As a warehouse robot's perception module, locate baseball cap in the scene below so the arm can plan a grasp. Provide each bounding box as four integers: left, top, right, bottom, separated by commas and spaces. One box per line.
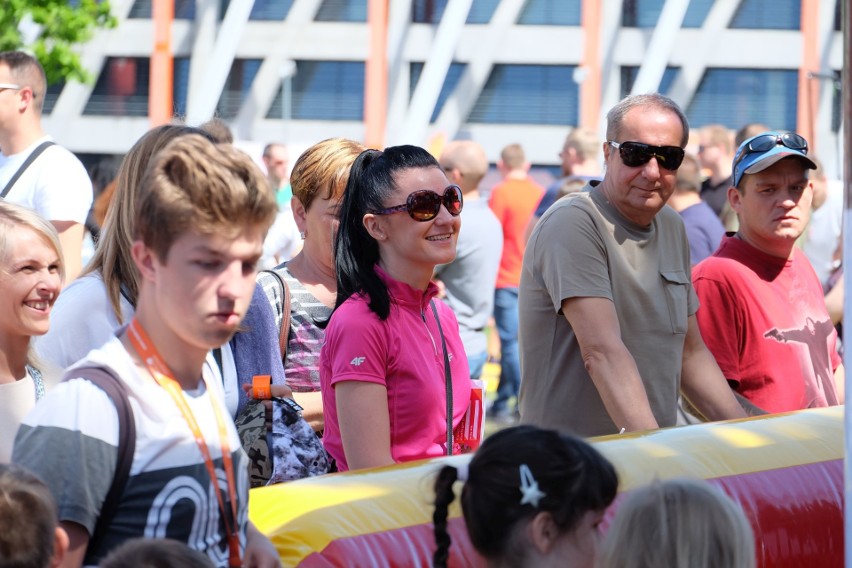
732, 130, 817, 187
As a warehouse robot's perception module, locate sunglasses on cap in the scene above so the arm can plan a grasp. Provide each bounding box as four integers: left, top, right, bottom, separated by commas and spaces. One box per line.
733, 132, 808, 169
607, 141, 685, 170
371, 185, 463, 222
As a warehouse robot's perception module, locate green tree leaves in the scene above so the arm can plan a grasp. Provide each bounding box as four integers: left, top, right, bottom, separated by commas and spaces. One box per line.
0, 0, 117, 84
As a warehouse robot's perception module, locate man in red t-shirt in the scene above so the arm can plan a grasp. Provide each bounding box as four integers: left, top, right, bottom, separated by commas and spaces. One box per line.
693, 131, 844, 413
488, 144, 544, 420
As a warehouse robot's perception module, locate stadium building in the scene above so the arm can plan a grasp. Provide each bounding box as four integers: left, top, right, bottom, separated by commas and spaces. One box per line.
43, 0, 844, 176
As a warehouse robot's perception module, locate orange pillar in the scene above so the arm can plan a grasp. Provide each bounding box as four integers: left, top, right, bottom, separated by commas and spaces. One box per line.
579, 0, 602, 132
150, 0, 175, 126
364, 0, 388, 149
797, 0, 819, 148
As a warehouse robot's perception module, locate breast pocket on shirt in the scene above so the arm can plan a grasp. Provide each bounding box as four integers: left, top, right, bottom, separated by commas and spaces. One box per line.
660, 270, 689, 335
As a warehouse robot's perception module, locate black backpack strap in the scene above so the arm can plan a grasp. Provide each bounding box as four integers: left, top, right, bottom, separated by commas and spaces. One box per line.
212, 347, 224, 376
75, 367, 136, 554
0, 141, 55, 199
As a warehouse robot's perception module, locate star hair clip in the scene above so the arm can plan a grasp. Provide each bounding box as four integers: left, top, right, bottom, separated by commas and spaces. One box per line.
519, 464, 546, 508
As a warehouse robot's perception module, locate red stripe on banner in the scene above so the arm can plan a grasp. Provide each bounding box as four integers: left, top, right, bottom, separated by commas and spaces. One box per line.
302, 459, 843, 568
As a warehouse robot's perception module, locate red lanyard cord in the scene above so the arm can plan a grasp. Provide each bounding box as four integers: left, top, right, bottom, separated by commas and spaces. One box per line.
128, 319, 241, 567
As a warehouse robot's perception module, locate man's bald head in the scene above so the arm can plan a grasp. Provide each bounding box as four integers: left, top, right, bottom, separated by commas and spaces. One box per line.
440, 140, 489, 193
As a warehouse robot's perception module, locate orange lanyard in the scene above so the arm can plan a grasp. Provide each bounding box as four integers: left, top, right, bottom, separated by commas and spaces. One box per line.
127, 319, 241, 567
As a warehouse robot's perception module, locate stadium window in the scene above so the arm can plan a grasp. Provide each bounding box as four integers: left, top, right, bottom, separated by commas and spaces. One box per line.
686, 68, 798, 130
42, 82, 64, 116
83, 57, 150, 117
221, 0, 293, 20
622, 0, 714, 28
619, 66, 680, 99
518, 0, 581, 25
730, 0, 800, 30
215, 59, 263, 119
409, 62, 466, 123
173, 58, 190, 117
266, 61, 364, 121
411, 0, 499, 24
830, 70, 841, 133
172, 58, 266, 119
316, 0, 366, 22
128, 0, 196, 19
467, 64, 578, 125
834, 0, 841, 31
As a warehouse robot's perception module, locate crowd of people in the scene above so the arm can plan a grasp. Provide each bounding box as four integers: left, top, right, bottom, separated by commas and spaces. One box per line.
0, 48, 843, 567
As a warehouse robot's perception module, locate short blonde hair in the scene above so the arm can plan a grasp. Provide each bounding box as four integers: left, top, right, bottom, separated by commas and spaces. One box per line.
0, 201, 64, 283
598, 478, 755, 568
134, 135, 277, 262
565, 127, 600, 161
500, 143, 526, 170
440, 140, 489, 187
290, 138, 365, 211
701, 124, 733, 154
675, 153, 702, 192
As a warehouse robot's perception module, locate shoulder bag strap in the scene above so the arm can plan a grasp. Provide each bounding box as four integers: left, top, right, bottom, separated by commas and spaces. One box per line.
75, 366, 136, 555
430, 300, 453, 456
262, 269, 291, 360
0, 141, 55, 199
212, 346, 224, 376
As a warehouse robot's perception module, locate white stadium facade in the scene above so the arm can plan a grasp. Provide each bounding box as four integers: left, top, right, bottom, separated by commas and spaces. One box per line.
42, 0, 844, 176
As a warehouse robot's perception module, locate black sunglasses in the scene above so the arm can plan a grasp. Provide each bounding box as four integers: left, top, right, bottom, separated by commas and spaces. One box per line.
371, 185, 463, 222
733, 132, 808, 169
608, 141, 685, 170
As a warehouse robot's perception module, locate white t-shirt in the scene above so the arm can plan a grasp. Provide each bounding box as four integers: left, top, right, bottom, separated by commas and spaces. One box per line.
34, 272, 240, 416
0, 370, 39, 463
13, 336, 249, 566
260, 205, 301, 270
801, 180, 843, 287
0, 136, 93, 223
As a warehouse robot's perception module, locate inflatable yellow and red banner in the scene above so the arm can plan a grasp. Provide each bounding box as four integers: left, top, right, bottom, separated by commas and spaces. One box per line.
250, 407, 843, 567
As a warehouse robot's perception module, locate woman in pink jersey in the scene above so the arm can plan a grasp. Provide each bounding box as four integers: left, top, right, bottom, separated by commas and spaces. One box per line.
320, 145, 471, 471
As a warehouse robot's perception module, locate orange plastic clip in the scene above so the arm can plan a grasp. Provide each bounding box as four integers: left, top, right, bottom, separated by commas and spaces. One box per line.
252, 375, 272, 399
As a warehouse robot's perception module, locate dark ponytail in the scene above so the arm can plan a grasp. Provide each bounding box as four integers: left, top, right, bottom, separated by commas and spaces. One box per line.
432, 425, 619, 565
334, 145, 441, 320
432, 465, 459, 568
335, 149, 386, 316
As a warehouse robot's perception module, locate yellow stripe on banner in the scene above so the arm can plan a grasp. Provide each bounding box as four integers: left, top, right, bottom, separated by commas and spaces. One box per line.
591, 407, 843, 491
249, 407, 843, 565
250, 456, 469, 562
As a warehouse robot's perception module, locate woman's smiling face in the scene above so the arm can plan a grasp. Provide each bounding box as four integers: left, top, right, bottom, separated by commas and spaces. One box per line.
0, 226, 62, 339
369, 166, 461, 284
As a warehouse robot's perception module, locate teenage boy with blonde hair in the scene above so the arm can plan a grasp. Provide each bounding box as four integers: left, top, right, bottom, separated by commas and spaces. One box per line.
14, 135, 281, 567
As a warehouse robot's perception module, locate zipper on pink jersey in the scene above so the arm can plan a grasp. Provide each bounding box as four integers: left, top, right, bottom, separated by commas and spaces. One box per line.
421, 309, 439, 356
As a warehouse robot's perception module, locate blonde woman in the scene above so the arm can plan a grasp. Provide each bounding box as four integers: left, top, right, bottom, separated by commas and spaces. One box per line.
0, 201, 64, 461
597, 478, 755, 568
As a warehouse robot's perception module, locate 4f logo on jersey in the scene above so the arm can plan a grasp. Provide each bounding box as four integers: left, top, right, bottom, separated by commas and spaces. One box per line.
350, 356, 366, 366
